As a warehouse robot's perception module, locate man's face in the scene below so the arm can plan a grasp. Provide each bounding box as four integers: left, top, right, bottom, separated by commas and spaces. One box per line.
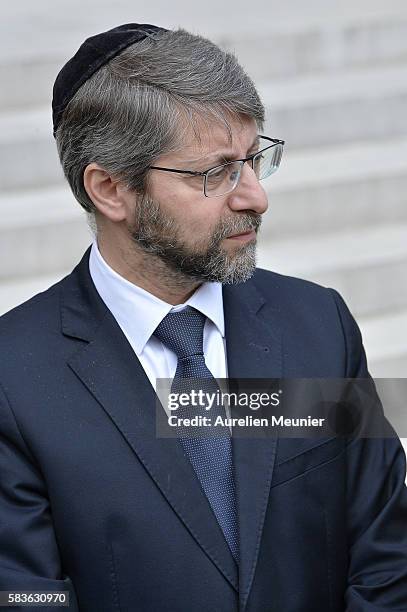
127, 115, 268, 284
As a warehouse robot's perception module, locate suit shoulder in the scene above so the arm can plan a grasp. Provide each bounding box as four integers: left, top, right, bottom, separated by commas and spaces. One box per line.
248, 268, 368, 376
251, 267, 333, 303
0, 275, 69, 343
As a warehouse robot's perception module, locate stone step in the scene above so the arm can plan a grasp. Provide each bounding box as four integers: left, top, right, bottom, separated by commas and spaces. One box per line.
260, 64, 407, 149
3, 59, 407, 192
228, 13, 407, 81
0, 187, 91, 281
262, 137, 407, 238
359, 308, 407, 376
257, 222, 407, 318
371, 353, 407, 379
357, 310, 407, 464
1, 1, 407, 111
0, 272, 64, 318
0, 107, 62, 191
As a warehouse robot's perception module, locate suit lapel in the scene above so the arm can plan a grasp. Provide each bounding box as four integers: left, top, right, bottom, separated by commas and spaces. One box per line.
223, 282, 282, 611
61, 249, 238, 591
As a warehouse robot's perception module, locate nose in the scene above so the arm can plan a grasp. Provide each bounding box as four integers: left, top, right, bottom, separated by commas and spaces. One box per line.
226, 162, 268, 215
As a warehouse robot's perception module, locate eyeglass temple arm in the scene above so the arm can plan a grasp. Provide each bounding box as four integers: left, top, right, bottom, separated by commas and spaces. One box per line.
259, 136, 285, 145
149, 138, 285, 174
148, 166, 204, 176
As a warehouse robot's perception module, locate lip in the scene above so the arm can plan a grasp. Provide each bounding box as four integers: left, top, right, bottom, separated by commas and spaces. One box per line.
225, 229, 256, 241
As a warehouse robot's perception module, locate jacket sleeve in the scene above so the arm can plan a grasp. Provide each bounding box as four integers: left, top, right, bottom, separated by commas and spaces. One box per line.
0, 382, 79, 611
330, 288, 407, 611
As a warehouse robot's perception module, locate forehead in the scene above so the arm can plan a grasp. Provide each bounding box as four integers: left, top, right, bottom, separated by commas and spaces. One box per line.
162, 114, 259, 165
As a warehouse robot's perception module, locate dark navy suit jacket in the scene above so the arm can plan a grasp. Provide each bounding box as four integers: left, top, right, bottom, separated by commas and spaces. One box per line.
0, 247, 406, 611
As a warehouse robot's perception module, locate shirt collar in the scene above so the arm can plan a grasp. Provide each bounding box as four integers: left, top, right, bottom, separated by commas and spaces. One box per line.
88, 239, 225, 355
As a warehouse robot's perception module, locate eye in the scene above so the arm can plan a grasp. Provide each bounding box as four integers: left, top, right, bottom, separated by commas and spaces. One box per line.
212, 168, 224, 178
207, 166, 228, 183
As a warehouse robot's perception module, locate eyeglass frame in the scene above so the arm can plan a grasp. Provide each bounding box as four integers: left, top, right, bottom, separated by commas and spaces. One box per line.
148, 136, 285, 198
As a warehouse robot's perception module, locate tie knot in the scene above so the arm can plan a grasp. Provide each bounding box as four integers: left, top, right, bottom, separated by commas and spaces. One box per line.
153, 307, 206, 360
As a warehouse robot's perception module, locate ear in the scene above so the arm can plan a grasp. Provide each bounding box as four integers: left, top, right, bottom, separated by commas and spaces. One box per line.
83, 163, 129, 222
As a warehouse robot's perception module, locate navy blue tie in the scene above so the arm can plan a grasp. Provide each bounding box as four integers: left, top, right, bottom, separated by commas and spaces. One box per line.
153, 307, 239, 562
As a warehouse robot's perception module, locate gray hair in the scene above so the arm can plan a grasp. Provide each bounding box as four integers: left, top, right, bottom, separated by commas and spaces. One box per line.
55, 28, 265, 217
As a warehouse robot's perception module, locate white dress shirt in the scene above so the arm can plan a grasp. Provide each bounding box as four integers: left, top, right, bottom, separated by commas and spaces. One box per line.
88, 240, 228, 416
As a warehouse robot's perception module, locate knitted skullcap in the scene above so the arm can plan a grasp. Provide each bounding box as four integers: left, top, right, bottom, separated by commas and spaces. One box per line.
52, 23, 168, 136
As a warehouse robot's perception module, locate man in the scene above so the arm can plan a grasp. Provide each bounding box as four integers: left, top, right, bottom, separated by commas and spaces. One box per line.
0, 23, 406, 612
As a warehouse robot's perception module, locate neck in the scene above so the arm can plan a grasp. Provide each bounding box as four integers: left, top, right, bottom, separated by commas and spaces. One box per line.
96, 235, 202, 305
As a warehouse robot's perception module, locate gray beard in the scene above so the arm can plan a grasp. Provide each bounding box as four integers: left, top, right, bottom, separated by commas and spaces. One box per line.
127, 194, 262, 284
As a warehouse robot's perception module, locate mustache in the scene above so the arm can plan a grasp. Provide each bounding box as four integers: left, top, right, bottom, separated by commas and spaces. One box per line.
213, 213, 262, 241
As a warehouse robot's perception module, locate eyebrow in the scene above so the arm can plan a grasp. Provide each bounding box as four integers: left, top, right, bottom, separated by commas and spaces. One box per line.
184, 135, 261, 167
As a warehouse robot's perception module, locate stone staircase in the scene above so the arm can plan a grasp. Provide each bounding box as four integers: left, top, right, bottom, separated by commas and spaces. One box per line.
1, 0, 406, 390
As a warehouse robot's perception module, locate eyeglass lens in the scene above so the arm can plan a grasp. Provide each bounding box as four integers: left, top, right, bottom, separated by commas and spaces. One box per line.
253, 143, 283, 180
205, 143, 283, 196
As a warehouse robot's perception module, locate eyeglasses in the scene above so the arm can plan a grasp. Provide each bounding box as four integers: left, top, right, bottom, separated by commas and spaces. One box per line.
148, 136, 285, 197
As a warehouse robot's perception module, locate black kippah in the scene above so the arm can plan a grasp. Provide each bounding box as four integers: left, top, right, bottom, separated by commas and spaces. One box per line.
52, 23, 168, 137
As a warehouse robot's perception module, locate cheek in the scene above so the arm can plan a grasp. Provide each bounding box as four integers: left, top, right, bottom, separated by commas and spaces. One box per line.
172, 213, 217, 250
165, 199, 221, 238
148, 177, 225, 240
186, 207, 223, 239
